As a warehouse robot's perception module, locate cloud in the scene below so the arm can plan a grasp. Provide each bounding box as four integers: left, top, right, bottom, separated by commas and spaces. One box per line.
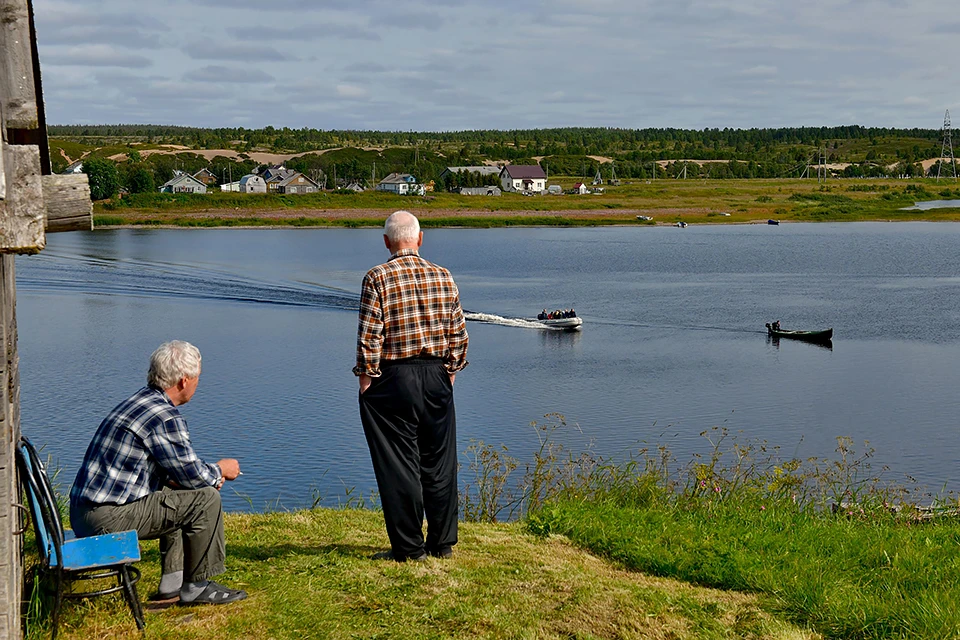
183, 65, 275, 84
740, 65, 778, 77
184, 41, 288, 62
226, 23, 380, 42
336, 84, 370, 99
42, 44, 153, 68
370, 9, 445, 30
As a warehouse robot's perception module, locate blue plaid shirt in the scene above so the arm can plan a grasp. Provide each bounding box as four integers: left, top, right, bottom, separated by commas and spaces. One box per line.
70, 386, 222, 507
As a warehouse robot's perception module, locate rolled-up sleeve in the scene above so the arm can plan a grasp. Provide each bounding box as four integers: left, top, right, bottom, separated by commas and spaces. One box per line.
146, 416, 221, 489
445, 286, 469, 373
353, 272, 385, 377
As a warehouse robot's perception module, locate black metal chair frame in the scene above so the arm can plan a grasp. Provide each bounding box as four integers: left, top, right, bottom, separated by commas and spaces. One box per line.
16, 436, 145, 638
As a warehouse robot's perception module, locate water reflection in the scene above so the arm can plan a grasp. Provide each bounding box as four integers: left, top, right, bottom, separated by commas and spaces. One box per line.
538, 328, 583, 348
766, 334, 833, 351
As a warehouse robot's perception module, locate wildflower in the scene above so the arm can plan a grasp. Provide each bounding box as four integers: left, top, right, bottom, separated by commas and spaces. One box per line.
714, 486, 721, 494
700, 480, 706, 488
760, 505, 766, 511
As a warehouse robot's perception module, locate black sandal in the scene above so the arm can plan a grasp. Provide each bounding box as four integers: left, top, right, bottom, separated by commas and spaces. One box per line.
179, 581, 248, 606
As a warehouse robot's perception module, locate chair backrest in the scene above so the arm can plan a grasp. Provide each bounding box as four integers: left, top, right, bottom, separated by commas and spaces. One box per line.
16, 437, 66, 569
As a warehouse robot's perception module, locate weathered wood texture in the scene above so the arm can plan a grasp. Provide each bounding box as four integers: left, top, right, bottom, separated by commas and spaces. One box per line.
0, 0, 37, 131
0, 144, 44, 253
43, 174, 92, 233
0, 0, 37, 130
0, 255, 21, 640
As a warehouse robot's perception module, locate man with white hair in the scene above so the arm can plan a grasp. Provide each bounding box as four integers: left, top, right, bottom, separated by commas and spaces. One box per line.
354, 210, 469, 562
70, 340, 246, 605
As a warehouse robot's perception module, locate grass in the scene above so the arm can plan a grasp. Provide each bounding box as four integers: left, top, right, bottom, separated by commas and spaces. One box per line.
28, 509, 813, 640
538, 500, 960, 639
91, 178, 960, 228
27, 419, 960, 639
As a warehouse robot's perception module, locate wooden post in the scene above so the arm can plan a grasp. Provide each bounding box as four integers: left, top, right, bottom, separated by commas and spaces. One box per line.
0, 0, 91, 635
0, 254, 19, 640
43, 174, 93, 233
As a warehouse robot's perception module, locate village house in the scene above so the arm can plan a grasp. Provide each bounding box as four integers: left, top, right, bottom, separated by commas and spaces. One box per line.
159, 171, 207, 194
276, 172, 320, 194
459, 186, 502, 196
500, 165, 547, 193
239, 174, 267, 193
62, 159, 84, 174
573, 182, 589, 195
192, 167, 218, 186
376, 172, 424, 195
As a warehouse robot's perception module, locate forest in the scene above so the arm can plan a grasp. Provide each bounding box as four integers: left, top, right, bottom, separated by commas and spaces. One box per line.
48, 124, 953, 200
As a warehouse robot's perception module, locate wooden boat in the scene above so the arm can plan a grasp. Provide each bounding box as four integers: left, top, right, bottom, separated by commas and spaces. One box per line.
766, 323, 832, 343
767, 219, 780, 225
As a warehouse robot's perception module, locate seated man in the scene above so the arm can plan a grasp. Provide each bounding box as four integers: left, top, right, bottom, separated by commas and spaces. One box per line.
69, 340, 246, 605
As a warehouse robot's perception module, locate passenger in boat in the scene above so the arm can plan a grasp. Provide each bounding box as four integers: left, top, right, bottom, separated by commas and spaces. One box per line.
570, 309, 576, 318
772, 320, 781, 331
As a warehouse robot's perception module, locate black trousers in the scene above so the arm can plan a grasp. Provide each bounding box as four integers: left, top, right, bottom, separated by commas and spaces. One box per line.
359, 357, 458, 559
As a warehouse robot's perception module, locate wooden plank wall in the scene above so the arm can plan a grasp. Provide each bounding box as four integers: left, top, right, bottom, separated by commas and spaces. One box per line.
0, 255, 18, 640
0, 0, 91, 633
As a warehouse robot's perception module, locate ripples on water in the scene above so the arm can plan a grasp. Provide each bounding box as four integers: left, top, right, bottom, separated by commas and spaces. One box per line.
15, 225, 960, 511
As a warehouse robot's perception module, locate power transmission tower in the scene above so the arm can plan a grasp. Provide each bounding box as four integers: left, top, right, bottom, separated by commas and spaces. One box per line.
937, 109, 957, 182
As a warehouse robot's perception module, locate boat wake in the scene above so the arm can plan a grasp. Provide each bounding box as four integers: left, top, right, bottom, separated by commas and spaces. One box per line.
17, 252, 361, 311
464, 312, 566, 331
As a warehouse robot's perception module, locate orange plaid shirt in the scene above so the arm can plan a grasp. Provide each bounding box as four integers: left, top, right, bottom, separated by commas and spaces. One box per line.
353, 248, 469, 377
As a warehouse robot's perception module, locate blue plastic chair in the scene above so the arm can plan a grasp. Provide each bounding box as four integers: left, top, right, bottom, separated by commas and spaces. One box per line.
16, 437, 145, 638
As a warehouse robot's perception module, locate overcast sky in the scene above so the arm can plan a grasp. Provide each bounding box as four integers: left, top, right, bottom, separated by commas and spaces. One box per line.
34, 0, 960, 131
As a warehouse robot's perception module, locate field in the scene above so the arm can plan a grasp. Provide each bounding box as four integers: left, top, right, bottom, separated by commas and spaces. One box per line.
93, 178, 960, 228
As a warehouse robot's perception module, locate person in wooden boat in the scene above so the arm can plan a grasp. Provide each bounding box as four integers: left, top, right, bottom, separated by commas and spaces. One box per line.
355, 211, 469, 562
69, 340, 247, 605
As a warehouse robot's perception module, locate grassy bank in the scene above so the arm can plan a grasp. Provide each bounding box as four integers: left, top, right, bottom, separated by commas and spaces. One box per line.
31, 508, 811, 640
29, 422, 960, 639
92, 179, 960, 228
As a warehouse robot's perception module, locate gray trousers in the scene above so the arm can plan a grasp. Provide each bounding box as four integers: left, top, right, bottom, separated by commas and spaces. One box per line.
70, 485, 225, 583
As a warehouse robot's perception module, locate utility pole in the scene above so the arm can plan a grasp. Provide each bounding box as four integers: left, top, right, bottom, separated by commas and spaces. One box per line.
937, 109, 957, 182
818, 146, 827, 184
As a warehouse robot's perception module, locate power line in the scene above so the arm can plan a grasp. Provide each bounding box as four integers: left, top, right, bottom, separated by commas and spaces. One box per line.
937, 109, 957, 182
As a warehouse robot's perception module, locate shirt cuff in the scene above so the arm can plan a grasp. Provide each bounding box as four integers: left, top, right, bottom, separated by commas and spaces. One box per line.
444, 360, 468, 373
352, 365, 381, 377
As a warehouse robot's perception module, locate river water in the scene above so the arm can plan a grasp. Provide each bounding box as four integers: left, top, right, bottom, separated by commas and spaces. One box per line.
14, 223, 960, 511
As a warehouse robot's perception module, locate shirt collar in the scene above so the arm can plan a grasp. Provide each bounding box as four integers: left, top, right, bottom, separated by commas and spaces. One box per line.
389, 248, 420, 261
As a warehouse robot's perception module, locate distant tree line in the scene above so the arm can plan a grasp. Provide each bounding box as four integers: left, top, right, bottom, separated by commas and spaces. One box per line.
49, 124, 942, 158
57, 124, 955, 200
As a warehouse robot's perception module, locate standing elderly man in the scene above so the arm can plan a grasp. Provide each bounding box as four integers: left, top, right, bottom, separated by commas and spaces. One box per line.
70, 340, 247, 605
354, 210, 469, 562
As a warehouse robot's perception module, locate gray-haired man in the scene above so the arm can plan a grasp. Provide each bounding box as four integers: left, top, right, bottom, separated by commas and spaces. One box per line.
70, 340, 246, 605
355, 211, 469, 561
